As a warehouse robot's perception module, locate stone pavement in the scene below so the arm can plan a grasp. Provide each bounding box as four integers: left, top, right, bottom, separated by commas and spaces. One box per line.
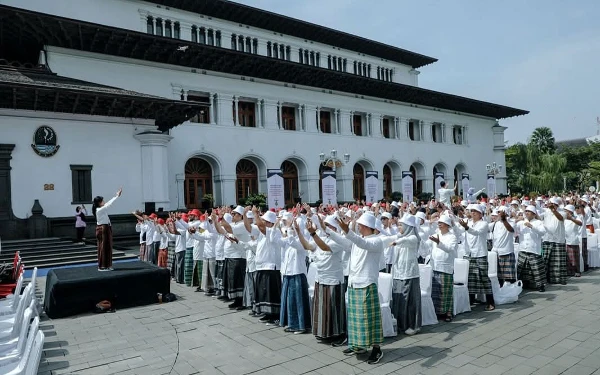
37, 270, 600, 375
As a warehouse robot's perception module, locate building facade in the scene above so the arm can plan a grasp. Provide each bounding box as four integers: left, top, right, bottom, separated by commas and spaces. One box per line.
0, 0, 527, 239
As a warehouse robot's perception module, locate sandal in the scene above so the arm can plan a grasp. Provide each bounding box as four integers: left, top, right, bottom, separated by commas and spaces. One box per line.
485, 305, 495, 311
444, 315, 453, 322
575, 273, 581, 277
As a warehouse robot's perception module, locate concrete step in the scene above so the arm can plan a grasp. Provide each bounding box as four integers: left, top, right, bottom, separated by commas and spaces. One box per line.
1, 238, 65, 250
1, 243, 91, 255
24, 254, 139, 269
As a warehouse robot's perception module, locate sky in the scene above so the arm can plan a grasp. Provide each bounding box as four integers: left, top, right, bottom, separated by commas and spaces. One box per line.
235, 0, 600, 144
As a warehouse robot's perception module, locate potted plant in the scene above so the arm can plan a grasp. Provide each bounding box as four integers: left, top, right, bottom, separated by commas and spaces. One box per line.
201, 194, 214, 209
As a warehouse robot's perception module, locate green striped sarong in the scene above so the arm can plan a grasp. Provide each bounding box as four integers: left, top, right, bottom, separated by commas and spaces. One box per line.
432, 271, 453, 315
347, 283, 383, 350
184, 248, 194, 286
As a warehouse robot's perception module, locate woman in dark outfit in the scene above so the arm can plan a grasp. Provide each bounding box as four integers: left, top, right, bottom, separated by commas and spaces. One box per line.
92, 188, 122, 271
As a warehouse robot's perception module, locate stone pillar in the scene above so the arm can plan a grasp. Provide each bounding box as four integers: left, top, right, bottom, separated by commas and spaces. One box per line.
304, 105, 319, 133
176, 174, 185, 209
221, 177, 237, 205
209, 92, 216, 125
263, 99, 279, 129
256, 99, 264, 128
0, 144, 15, 221
339, 110, 352, 136
28, 199, 48, 239
233, 96, 239, 126
442, 123, 450, 143
333, 110, 339, 134
306, 175, 320, 203
371, 113, 382, 138
216, 93, 234, 126
493, 123, 508, 194
134, 131, 173, 210
422, 121, 432, 142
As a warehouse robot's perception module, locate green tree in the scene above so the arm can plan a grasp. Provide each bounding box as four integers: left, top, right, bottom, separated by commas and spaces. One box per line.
505, 143, 528, 194
529, 127, 556, 154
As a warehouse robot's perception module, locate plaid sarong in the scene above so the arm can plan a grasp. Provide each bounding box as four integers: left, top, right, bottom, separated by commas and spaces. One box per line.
432, 271, 453, 315
497, 253, 517, 281
139, 243, 146, 262
566, 245, 580, 276
184, 248, 194, 286
192, 260, 203, 287
223, 258, 247, 299
467, 256, 492, 295
543, 241, 567, 284
582, 238, 589, 271
167, 241, 175, 276
517, 251, 546, 289
313, 282, 346, 339
347, 283, 383, 350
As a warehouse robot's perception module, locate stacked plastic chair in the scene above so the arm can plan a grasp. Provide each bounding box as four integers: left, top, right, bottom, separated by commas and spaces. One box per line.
587, 232, 600, 268
419, 264, 438, 326
0, 253, 22, 299
0, 267, 44, 375
378, 272, 397, 337
453, 259, 471, 315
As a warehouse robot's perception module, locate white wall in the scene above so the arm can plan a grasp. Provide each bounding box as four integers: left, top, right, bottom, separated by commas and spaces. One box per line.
3, 0, 419, 85
0, 113, 148, 218
38, 49, 500, 205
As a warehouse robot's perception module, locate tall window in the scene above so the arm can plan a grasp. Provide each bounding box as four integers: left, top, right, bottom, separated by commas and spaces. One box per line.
70, 165, 92, 204
353, 114, 363, 136
147, 17, 154, 34
453, 126, 464, 144
207, 29, 214, 46
238, 102, 256, 127
199, 28, 206, 44
282, 161, 299, 205
282, 106, 296, 131
165, 21, 172, 38
299, 49, 303, 64
216, 31, 221, 47
253, 39, 258, 54
231, 34, 237, 50
353, 164, 365, 201
185, 93, 211, 124
155, 18, 163, 35
382, 118, 391, 139
319, 111, 332, 133
383, 164, 392, 199
236, 159, 258, 202
174, 22, 180, 39
267, 42, 272, 57
191, 26, 197, 43
409, 120, 421, 141
432, 123, 443, 143
184, 158, 213, 209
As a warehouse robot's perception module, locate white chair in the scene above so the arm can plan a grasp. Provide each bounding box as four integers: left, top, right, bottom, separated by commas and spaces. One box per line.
453, 259, 471, 315
0, 308, 33, 357
0, 285, 33, 341
23, 331, 44, 375
0, 275, 24, 315
306, 265, 317, 321
588, 234, 600, 268
378, 272, 396, 337
419, 265, 437, 326
488, 251, 502, 301
0, 323, 43, 375
0, 315, 38, 368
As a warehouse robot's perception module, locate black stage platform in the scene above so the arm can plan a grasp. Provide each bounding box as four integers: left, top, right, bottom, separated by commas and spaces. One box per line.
43, 261, 170, 318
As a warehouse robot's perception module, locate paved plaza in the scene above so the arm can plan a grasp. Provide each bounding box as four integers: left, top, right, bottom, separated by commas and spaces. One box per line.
37, 269, 600, 375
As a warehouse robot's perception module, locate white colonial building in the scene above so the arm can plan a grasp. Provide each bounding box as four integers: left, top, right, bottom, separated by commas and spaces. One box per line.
0, 0, 527, 239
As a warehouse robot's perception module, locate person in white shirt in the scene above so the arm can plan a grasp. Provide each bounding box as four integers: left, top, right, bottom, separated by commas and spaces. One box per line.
166, 213, 188, 284
426, 214, 457, 322
438, 181, 457, 209
295, 214, 347, 342
542, 197, 567, 285
563, 205, 583, 277
458, 204, 495, 311
74, 205, 87, 244
134, 212, 147, 262
330, 212, 384, 365
253, 207, 283, 325
517, 206, 547, 292
242, 211, 261, 314
91, 187, 122, 271
156, 218, 169, 268
389, 215, 421, 336
490, 207, 516, 287
201, 216, 219, 296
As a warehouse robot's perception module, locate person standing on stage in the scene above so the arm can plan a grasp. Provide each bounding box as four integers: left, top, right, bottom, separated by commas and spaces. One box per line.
92, 187, 122, 271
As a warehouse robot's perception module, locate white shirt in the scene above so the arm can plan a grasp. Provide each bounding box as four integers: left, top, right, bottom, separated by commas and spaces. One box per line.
191, 230, 212, 260
135, 222, 145, 244
215, 235, 225, 261
489, 220, 515, 256
312, 236, 345, 285
144, 221, 155, 245
255, 227, 282, 271
202, 223, 217, 259
95, 196, 118, 225
391, 234, 420, 280
564, 215, 582, 246
464, 219, 489, 258
517, 220, 546, 255
428, 231, 458, 274
166, 227, 187, 253
225, 221, 252, 259
281, 237, 307, 276
330, 230, 383, 289
542, 209, 565, 243
438, 188, 454, 208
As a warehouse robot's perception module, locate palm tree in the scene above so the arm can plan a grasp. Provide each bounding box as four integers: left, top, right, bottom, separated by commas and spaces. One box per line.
529, 127, 556, 154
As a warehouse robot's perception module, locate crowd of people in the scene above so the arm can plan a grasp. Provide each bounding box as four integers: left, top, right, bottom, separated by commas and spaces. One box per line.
129, 186, 599, 365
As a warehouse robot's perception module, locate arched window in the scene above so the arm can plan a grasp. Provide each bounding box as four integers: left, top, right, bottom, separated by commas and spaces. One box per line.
199, 27, 206, 44
184, 158, 213, 209
173, 22, 180, 39
236, 159, 258, 203
146, 16, 154, 34
282, 161, 299, 206
353, 164, 365, 201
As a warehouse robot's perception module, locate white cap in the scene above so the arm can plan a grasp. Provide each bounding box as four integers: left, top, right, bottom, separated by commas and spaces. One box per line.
391, 201, 399, 208
438, 214, 453, 226
223, 213, 233, 224
400, 215, 417, 227
381, 212, 392, 220
469, 204, 484, 214
461, 200, 468, 207
261, 211, 277, 224
525, 205, 537, 214
324, 215, 340, 231
550, 197, 561, 206
564, 204, 576, 213
356, 212, 376, 229
415, 212, 427, 222
233, 206, 245, 216
491, 210, 499, 216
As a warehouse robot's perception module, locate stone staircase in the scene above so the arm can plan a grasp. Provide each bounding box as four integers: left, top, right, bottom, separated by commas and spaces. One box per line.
0, 237, 138, 269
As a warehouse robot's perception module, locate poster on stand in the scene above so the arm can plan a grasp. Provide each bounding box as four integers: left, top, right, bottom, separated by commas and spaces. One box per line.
434, 172, 445, 199
321, 171, 337, 206
462, 173, 470, 201
365, 171, 379, 204
267, 169, 284, 209
487, 174, 496, 198
402, 171, 413, 203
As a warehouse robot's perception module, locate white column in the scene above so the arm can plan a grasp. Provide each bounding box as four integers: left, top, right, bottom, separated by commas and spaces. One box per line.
298, 105, 305, 131
256, 99, 263, 128
464, 126, 469, 145
134, 131, 173, 209
278, 102, 283, 129
304, 105, 318, 133
160, 19, 165, 37
316, 106, 321, 132
339, 110, 352, 135
233, 96, 239, 126
139, 12, 149, 33
216, 93, 234, 126
394, 117, 399, 139
263, 99, 279, 129
208, 92, 216, 125
334, 110, 339, 134
372, 113, 382, 138
421, 120, 431, 142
